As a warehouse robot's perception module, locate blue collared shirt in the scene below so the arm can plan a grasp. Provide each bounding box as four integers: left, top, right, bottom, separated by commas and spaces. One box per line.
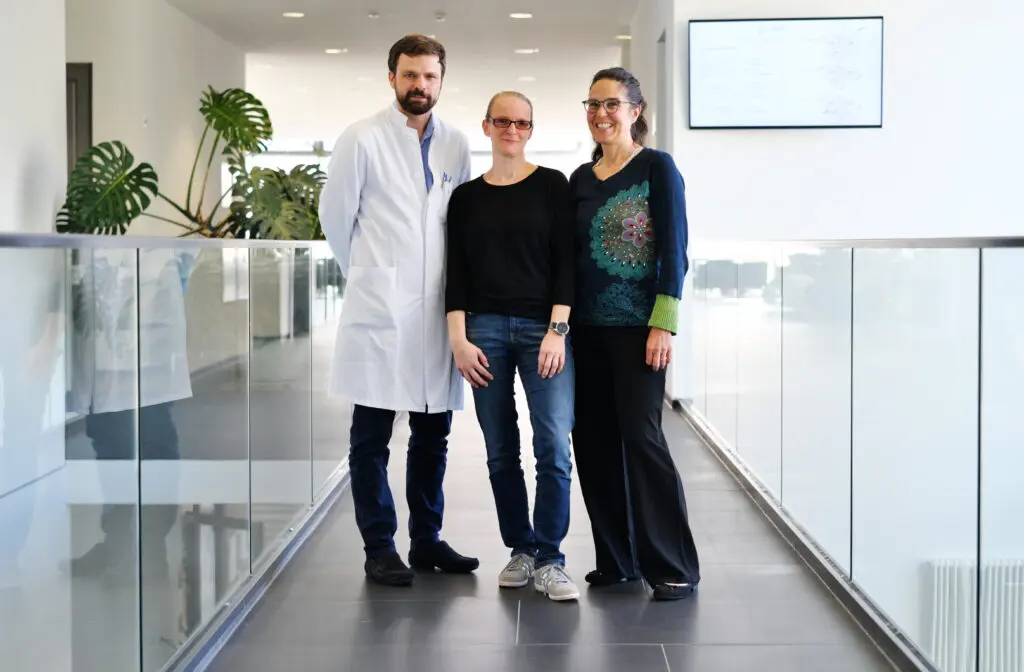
420, 114, 436, 192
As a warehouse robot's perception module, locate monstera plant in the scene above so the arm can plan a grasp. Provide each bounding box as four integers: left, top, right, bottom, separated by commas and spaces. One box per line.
57, 86, 326, 239
226, 159, 327, 240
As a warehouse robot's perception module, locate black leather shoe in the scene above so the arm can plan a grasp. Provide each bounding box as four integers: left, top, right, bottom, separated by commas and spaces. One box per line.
584, 569, 639, 586
365, 553, 414, 586
651, 581, 697, 601
408, 541, 479, 574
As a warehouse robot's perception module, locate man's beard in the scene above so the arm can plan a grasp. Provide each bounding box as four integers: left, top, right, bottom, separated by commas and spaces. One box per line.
398, 88, 436, 115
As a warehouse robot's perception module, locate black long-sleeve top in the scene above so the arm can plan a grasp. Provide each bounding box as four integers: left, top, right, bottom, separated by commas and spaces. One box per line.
445, 166, 574, 320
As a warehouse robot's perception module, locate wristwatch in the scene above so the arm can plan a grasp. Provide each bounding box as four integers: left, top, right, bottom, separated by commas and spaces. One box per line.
550, 321, 570, 336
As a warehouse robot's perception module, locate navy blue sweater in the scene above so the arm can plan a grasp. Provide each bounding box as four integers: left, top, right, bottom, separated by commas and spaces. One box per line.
569, 148, 689, 331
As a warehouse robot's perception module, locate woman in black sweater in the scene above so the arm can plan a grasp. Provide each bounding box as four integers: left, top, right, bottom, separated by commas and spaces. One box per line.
444, 92, 579, 601
569, 67, 701, 601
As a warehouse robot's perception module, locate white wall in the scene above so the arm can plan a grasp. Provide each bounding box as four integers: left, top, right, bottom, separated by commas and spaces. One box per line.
671, 0, 1023, 240
0, 2, 67, 234
0, 3, 69, 501
66, 0, 245, 236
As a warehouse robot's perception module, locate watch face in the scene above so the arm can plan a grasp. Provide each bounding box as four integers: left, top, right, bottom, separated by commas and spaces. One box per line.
552, 322, 569, 335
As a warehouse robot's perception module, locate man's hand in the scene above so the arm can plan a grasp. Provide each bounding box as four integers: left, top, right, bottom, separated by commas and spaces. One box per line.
646, 328, 672, 371
452, 339, 493, 388
538, 332, 566, 379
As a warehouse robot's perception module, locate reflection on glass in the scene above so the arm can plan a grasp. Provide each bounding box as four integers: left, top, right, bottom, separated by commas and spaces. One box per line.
703, 257, 738, 447
980, 249, 1024, 672
137, 247, 250, 670
780, 246, 852, 574
0, 249, 73, 670
851, 248, 979, 668
312, 247, 350, 497
250, 248, 313, 565
735, 247, 783, 500
690, 259, 707, 415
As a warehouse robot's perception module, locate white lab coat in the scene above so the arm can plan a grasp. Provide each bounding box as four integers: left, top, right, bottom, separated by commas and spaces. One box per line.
319, 102, 471, 413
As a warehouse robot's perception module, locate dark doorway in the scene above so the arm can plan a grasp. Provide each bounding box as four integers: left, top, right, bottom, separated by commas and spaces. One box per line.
66, 63, 93, 174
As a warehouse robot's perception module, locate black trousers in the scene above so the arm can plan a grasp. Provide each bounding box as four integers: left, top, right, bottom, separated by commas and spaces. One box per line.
349, 405, 452, 558
571, 325, 700, 584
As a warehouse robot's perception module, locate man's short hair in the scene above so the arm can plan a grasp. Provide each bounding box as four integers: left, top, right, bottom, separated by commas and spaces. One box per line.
388, 34, 447, 77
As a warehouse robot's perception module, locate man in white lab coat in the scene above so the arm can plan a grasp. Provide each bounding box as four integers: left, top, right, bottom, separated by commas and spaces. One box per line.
319, 35, 477, 586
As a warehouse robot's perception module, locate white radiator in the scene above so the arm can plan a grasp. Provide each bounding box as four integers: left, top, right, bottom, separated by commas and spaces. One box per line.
925, 559, 1024, 672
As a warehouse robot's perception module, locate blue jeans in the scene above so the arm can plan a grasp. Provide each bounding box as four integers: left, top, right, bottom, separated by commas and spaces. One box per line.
466, 314, 574, 567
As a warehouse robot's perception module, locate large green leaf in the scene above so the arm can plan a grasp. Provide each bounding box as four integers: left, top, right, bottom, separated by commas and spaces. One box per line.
200, 87, 273, 154
224, 163, 325, 240
58, 141, 159, 235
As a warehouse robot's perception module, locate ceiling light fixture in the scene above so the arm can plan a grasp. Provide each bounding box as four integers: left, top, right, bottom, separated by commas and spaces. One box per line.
435, 12, 446, 22
325, 48, 347, 54
282, 12, 305, 18
514, 48, 540, 54
509, 12, 533, 19
615, 34, 632, 40
518, 76, 536, 82
368, 11, 380, 19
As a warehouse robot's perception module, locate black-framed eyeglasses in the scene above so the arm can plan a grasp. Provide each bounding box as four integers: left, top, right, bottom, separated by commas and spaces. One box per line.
488, 117, 533, 130
582, 99, 634, 114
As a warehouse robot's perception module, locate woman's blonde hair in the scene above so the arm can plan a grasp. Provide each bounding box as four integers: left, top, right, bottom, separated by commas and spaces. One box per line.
485, 91, 534, 119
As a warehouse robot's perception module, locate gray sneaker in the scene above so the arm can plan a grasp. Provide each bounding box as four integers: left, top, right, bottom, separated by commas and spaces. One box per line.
534, 564, 580, 601
498, 553, 535, 588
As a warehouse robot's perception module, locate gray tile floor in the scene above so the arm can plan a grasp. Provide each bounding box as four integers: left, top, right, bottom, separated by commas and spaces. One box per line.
208, 404, 896, 672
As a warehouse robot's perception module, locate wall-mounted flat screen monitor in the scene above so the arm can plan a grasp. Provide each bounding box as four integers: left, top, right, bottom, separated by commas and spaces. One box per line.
688, 17, 884, 129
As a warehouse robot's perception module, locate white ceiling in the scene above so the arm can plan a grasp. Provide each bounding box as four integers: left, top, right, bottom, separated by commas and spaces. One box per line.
167, 0, 639, 152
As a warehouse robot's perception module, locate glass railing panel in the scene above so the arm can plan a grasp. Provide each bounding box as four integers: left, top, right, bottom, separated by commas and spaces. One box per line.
0, 246, 142, 671
137, 245, 251, 669
690, 259, 708, 415
780, 245, 853, 574
704, 252, 739, 448
311, 248, 349, 497
249, 247, 313, 566
735, 244, 784, 500
979, 248, 1024, 672
850, 247, 980, 668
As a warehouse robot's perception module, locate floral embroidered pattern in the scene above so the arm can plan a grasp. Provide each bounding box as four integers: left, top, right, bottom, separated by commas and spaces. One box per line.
589, 282, 654, 324
621, 212, 654, 247
590, 181, 656, 280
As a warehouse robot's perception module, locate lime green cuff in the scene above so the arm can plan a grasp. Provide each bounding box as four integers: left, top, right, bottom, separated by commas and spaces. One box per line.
648, 294, 680, 334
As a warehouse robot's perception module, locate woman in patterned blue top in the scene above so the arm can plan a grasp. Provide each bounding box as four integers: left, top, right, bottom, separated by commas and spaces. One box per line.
568, 67, 701, 601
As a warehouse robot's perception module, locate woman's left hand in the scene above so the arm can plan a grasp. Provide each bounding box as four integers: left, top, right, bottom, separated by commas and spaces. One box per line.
538, 332, 566, 379
646, 328, 673, 371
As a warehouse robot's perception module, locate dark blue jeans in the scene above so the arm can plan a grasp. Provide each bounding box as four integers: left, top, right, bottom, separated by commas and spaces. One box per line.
349, 405, 452, 558
466, 314, 574, 567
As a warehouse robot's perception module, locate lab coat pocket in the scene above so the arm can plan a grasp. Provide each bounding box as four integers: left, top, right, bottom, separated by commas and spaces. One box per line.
337, 265, 398, 363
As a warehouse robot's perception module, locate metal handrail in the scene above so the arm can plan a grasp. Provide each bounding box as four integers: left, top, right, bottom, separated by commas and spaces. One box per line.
0, 232, 331, 249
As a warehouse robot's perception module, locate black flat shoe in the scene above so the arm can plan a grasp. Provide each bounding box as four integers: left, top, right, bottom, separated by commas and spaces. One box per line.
651, 581, 697, 601
584, 569, 639, 587
365, 553, 414, 586
408, 541, 479, 574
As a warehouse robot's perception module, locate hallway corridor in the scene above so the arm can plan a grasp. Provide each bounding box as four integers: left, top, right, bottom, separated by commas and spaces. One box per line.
208, 402, 895, 672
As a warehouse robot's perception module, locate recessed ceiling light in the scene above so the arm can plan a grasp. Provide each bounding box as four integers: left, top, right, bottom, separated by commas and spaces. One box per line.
325, 48, 347, 54
434, 12, 446, 22
368, 11, 380, 19
509, 12, 533, 19
514, 48, 540, 55
518, 76, 536, 82
615, 34, 632, 40
282, 12, 305, 18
